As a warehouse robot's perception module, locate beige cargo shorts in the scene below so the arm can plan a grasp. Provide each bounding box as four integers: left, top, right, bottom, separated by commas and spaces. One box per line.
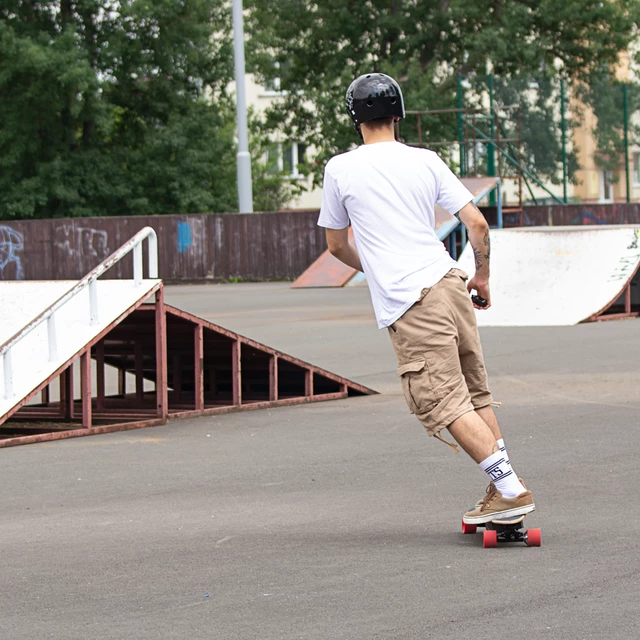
388, 268, 493, 438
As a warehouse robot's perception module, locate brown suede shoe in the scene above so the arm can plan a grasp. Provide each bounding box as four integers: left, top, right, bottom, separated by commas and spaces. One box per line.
474, 482, 496, 508
473, 478, 527, 508
463, 488, 535, 525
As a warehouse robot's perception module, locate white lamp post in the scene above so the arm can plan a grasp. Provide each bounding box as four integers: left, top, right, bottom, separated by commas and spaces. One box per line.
232, 0, 253, 213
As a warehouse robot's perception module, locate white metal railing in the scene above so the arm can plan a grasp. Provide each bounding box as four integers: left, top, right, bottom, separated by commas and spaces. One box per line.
0, 227, 158, 401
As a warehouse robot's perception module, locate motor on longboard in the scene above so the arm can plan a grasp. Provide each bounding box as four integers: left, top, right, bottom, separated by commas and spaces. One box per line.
461, 514, 541, 548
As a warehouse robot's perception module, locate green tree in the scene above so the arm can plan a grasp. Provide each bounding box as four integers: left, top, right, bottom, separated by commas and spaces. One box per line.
246, 0, 639, 187
580, 72, 640, 175
0, 0, 239, 219
490, 75, 580, 195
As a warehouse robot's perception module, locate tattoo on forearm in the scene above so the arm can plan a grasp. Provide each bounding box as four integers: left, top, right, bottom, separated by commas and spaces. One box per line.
473, 247, 482, 270
456, 203, 489, 271
483, 229, 490, 260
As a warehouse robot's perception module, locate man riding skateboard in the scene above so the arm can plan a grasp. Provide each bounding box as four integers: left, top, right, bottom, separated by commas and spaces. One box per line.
318, 73, 535, 525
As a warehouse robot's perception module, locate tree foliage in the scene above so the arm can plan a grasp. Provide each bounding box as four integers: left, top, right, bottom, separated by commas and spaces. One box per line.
580, 71, 640, 174
490, 74, 580, 190
0, 0, 239, 219
246, 0, 640, 187
3, 1, 638, 218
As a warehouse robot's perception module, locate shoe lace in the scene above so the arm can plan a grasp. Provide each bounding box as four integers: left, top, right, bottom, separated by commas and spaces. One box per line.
480, 482, 498, 511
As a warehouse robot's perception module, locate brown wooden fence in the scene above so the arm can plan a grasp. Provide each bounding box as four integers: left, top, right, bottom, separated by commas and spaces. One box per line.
481, 203, 640, 227
0, 211, 325, 282
1, 204, 640, 283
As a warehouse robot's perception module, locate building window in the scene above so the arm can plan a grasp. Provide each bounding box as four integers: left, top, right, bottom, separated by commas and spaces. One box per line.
633, 152, 640, 186
600, 169, 613, 203
263, 75, 281, 94
284, 143, 307, 177
265, 143, 307, 177
262, 62, 282, 95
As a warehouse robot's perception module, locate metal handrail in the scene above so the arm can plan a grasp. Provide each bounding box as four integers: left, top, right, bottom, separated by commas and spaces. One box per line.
1, 227, 158, 400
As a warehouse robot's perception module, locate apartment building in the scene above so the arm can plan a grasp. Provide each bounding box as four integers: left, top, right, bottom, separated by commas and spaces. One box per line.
245, 75, 323, 209
572, 50, 640, 203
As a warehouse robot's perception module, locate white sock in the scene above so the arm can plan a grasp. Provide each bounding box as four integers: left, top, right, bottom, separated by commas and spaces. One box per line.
497, 438, 511, 468
479, 450, 526, 499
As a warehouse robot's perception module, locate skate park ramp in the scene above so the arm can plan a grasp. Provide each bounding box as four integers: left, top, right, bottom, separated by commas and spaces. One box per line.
291, 176, 499, 288
0, 280, 155, 408
0, 228, 163, 430
0, 228, 375, 447
457, 225, 640, 326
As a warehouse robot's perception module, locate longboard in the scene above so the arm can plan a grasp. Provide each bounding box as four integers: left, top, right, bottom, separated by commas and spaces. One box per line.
461, 513, 541, 548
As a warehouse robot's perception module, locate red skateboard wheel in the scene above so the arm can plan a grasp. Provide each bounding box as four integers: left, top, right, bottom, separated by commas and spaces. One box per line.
526, 528, 542, 547
483, 530, 498, 548
462, 521, 477, 534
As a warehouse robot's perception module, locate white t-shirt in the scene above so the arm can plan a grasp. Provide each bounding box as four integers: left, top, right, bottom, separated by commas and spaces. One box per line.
318, 141, 473, 329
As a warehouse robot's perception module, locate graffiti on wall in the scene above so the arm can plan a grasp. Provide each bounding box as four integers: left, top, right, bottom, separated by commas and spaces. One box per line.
503, 211, 535, 227
571, 210, 607, 225
176, 219, 206, 275
177, 221, 192, 254
55, 226, 110, 260
0, 226, 24, 280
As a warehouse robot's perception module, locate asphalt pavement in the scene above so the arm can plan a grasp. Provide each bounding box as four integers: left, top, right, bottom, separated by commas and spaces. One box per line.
1, 282, 639, 639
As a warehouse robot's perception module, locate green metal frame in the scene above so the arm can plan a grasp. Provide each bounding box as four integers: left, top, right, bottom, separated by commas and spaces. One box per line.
463, 118, 564, 205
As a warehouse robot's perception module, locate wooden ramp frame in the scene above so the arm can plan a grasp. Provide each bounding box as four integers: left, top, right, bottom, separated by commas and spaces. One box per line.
0, 285, 374, 448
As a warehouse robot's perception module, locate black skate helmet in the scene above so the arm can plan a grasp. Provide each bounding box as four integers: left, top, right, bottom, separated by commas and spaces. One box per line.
345, 72, 405, 138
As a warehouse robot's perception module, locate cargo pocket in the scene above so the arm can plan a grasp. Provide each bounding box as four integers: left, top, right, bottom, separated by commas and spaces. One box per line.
397, 359, 432, 416
424, 353, 462, 402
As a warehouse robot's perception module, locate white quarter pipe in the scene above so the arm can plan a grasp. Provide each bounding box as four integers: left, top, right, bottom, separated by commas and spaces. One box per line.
457, 226, 640, 326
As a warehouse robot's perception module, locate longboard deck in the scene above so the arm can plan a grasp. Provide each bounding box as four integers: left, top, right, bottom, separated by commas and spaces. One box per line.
489, 514, 526, 526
